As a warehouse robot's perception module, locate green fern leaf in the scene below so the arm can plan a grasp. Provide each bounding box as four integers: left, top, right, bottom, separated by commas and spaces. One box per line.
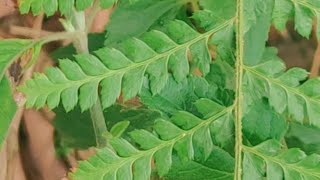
70, 99, 233, 179
244, 47, 320, 127
0, 77, 17, 148
19, 0, 117, 16
140, 75, 210, 115
166, 146, 234, 180
286, 123, 320, 155
19, 19, 234, 112
242, 99, 287, 146
104, 0, 189, 46
273, 0, 320, 38
243, 140, 320, 179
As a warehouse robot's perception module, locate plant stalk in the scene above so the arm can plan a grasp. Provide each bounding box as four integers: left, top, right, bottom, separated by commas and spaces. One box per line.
234, 0, 244, 179
72, 10, 108, 148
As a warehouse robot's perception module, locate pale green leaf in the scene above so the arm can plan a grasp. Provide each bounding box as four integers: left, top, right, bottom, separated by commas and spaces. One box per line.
166, 147, 234, 180
244, 0, 274, 66
110, 121, 130, 138
272, 0, 320, 39
0, 77, 17, 148
19, 0, 117, 15
104, 0, 188, 46
244, 48, 320, 127
243, 140, 320, 179
20, 19, 233, 112
272, 0, 294, 31
294, 3, 314, 38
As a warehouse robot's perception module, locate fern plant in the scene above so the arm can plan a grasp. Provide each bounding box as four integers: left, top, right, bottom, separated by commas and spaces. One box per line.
1, 0, 320, 179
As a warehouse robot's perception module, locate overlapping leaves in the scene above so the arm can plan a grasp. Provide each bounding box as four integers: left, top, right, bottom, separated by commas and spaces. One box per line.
19, 18, 234, 112
244, 47, 320, 127
19, 0, 117, 16
273, 0, 320, 38
243, 140, 320, 179
70, 99, 233, 179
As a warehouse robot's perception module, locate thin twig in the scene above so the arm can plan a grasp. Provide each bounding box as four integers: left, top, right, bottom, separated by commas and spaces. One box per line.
310, 21, 320, 78
71, 8, 108, 148
310, 43, 320, 78
10, 26, 53, 38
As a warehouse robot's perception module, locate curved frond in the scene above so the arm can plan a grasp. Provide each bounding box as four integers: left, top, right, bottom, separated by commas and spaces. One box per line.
19, 19, 234, 112
243, 140, 320, 179
70, 99, 233, 179
244, 48, 320, 127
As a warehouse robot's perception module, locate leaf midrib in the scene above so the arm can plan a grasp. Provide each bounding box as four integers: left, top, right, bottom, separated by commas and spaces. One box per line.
243, 145, 320, 178
244, 65, 320, 106
32, 19, 235, 95
83, 106, 234, 178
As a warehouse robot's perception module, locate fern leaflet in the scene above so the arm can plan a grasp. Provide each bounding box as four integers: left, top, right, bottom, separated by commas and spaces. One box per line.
273, 0, 320, 38
243, 140, 320, 179
19, 0, 117, 16
244, 48, 320, 127
19, 19, 234, 112
70, 99, 233, 180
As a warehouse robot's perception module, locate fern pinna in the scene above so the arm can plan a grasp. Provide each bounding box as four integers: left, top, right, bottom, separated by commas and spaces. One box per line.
18, 19, 233, 112
0, 0, 320, 179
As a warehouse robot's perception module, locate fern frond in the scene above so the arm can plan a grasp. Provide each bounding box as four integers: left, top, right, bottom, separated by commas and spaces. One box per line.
70, 99, 234, 179
273, 0, 320, 38
19, 0, 117, 16
243, 140, 320, 179
244, 47, 320, 127
19, 19, 234, 112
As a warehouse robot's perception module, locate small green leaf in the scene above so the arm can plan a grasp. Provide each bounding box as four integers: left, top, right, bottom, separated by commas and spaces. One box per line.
272, 0, 293, 31
166, 147, 234, 180
100, 0, 116, 9
110, 121, 130, 138
243, 99, 287, 145
104, 0, 188, 46
286, 123, 320, 155
0, 77, 17, 148
294, 3, 314, 38
75, 0, 94, 10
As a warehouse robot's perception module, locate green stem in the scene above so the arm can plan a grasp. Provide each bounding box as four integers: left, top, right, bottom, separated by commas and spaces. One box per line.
90, 99, 108, 147
190, 0, 199, 12
40, 31, 82, 44
234, 0, 244, 179
71, 10, 108, 148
